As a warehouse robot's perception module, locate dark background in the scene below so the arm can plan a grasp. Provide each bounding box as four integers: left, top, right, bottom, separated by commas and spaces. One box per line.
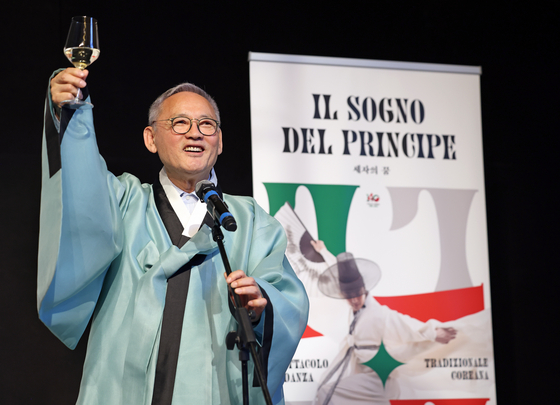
1, 2, 558, 404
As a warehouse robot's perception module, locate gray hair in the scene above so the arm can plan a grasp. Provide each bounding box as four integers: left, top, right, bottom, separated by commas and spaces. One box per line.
148, 83, 221, 125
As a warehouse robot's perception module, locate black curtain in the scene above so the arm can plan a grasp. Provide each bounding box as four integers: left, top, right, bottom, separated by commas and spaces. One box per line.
1, 2, 557, 404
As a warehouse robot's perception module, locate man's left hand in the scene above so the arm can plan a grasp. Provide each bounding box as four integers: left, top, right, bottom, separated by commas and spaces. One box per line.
225, 270, 267, 322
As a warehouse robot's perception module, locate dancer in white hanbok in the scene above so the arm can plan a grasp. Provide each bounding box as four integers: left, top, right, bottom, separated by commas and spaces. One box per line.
311, 245, 456, 405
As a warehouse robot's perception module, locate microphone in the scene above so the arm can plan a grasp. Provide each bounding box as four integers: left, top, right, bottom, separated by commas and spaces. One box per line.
195, 180, 237, 232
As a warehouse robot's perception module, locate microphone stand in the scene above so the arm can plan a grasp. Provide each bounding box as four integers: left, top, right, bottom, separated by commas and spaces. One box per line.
211, 222, 272, 405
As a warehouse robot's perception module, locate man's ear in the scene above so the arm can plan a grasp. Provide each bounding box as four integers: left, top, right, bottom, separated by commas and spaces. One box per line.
143, 126, 158, 154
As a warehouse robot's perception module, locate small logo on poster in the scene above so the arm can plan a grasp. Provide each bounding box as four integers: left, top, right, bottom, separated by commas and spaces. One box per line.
367, 193, 380, 207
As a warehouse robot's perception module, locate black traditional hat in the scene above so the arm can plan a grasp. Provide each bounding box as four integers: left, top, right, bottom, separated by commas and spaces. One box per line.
317, 252, 381, 299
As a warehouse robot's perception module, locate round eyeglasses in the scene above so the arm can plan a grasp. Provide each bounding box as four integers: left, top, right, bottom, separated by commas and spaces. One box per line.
151, 116, 220, 136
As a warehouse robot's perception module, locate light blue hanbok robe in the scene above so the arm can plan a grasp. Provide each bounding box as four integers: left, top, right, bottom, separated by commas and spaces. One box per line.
37, 77, 309, 405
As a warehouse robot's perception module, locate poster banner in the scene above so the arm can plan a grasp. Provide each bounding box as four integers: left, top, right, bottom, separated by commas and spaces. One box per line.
249, 52, 496, 405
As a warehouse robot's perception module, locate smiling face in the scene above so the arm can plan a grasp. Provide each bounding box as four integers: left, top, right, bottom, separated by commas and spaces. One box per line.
143, 91, 223, 192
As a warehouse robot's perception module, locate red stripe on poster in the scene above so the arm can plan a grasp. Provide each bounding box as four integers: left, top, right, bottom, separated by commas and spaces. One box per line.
374, 285, 484, 322
302, 324, 323, 338
390, 399, 490, 405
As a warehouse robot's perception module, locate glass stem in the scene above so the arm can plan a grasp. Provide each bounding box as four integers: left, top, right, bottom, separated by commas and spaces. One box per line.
75, 88, 82, 103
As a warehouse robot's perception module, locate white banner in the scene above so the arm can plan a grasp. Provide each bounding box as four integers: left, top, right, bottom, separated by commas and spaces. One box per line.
249, 52, 496, 405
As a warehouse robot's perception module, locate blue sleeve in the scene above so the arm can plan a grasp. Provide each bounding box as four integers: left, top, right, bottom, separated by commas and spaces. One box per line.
37, 71, 125, 349
244, 200, 310, 403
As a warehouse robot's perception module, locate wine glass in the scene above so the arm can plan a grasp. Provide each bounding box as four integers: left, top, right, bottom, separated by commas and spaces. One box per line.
61, 16, 100, 108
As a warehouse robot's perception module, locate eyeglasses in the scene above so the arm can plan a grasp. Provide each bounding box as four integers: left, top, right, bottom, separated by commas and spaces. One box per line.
151, 116, 220, 136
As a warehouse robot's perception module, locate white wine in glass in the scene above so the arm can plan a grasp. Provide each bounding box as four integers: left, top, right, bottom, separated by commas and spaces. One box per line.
64, 47, 100, 70
61, 16, 100, 108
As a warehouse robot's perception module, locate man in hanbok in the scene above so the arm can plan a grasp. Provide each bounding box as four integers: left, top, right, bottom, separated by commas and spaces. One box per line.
310, 244, 456, 405
37, 67, 309, 405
